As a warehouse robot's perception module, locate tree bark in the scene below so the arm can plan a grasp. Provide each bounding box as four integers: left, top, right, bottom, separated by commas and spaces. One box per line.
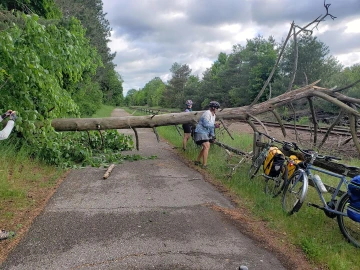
53, 81, 342, 132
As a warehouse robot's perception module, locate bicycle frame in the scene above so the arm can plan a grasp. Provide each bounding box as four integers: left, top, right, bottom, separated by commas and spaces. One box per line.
248, 137, 275, 179
282, 145, 360, 247
305, 164, 349, 217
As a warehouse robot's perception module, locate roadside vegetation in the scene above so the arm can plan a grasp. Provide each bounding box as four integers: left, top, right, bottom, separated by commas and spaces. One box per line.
0, 140, 65, 234
160, 125, 360, 270
127, 107, 360, 270
0, 105, 131, 262
1, 1, 360, 268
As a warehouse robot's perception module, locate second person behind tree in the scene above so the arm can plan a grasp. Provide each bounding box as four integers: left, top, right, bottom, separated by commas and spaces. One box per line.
182, 100, 193, 151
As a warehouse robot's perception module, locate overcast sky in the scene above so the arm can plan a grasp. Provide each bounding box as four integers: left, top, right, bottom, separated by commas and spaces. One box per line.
102, 0, 360, 96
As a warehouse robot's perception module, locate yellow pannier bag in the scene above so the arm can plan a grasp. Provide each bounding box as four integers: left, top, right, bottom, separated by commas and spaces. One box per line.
263, 146, 285, 177
287, 155, 302, 178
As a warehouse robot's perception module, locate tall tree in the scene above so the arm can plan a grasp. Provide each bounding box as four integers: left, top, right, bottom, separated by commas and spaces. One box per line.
341, 64, 360, 99
124, 89, 138, 106
142, 77, 166, 107
196, 52, 232, 109
0, 13, 101, 140
237, 36, 278, 104
183, 75, 201, 109
280, 33, 342, 88
54, 0, 123, 104
200, 36, 278, 107
164, 63, 192, 108
0, 0, 62, 19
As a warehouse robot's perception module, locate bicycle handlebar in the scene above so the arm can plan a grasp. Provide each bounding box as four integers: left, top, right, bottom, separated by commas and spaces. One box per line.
291, 142, 342, 162
257, 132, 275, 141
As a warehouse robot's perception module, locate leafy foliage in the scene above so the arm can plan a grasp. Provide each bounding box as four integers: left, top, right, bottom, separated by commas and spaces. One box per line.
0, 0, 62, 19
35, 130, 134, 168
54, 0, 124, 106
0, 13, 99, 122
0, 12, 131, 167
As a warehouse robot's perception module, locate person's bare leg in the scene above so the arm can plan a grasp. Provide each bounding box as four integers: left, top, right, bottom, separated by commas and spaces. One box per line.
183, 133, 191, 150
196, 146, 204, 163
202, 142, 210, 166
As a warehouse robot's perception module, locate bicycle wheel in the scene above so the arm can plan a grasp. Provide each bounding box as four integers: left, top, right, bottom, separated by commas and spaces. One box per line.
337, 193, 360, 248
265, 165, 288, 198
248, 153, 264, 180
282, 169, 308, 215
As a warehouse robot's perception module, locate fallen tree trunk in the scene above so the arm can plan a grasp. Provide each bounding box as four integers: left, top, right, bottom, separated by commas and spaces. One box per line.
52, 81, 359, 132
51, 81, 360, 157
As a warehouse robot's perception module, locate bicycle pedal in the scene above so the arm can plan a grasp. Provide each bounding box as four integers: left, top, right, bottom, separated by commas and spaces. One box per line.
307, 202, 323, 210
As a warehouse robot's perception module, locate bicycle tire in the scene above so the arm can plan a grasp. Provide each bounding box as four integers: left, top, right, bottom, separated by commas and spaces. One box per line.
248, 153, 264, 180
282, 169, 308, 215
337, 193, 360, 248
265, 165, 288, 198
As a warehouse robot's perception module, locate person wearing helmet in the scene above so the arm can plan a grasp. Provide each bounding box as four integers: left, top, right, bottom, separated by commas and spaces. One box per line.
0, 109, 17, 241
193, 101, 220, 168
182, 100, 193, 151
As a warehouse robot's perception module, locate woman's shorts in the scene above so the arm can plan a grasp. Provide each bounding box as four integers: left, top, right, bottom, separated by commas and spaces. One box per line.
182, 123, 192, 134
194, 132, 209, 145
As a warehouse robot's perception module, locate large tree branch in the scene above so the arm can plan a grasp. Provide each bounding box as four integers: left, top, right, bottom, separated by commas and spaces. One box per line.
311, 91, 360, 116
51, 80, 323, 132
51, 80, 360, 156
333, 79, 360, 93
287, 26, 298, 92
294, 0, 336, 36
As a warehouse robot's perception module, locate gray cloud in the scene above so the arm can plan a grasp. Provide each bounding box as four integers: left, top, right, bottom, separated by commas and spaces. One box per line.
251, 0, 360, 26
317, 27, 360, 55
187, 0, 251, 25
103, 0, 360, 95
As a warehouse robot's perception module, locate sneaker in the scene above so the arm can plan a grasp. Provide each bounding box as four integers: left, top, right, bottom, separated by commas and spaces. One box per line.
201, 165, 208, 169
0, 230, 15, 241
194, 161, 201, 166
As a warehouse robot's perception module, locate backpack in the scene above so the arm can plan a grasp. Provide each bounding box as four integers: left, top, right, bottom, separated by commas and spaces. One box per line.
263, 146, 285, 177
287, 155, 302, 178
347, 175, 360, 222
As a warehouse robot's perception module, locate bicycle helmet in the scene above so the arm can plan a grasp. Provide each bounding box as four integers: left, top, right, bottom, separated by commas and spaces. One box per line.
185, 100, 193, 106
209, 101, 220, 109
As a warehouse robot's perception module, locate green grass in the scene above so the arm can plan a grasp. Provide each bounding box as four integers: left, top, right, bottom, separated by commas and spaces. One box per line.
0, 140, 65, 225
129, 107, 360, 270
0, 104, 117, 241
91, 104, 116, 117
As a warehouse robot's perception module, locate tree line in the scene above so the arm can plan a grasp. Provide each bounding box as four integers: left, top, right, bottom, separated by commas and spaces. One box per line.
0, 1, 359, 166
125, 34, 359, 116
0, 0, 129, 167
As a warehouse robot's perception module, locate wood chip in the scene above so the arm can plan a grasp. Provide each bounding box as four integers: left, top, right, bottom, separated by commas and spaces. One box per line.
103, 164, 115, 179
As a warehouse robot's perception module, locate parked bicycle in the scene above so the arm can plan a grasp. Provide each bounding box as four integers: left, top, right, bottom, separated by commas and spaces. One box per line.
248, 132, 293, 198
282, 143, 360, 247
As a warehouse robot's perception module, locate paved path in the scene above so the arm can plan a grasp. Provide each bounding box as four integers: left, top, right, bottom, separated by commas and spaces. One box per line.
1, 109, 286, 270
